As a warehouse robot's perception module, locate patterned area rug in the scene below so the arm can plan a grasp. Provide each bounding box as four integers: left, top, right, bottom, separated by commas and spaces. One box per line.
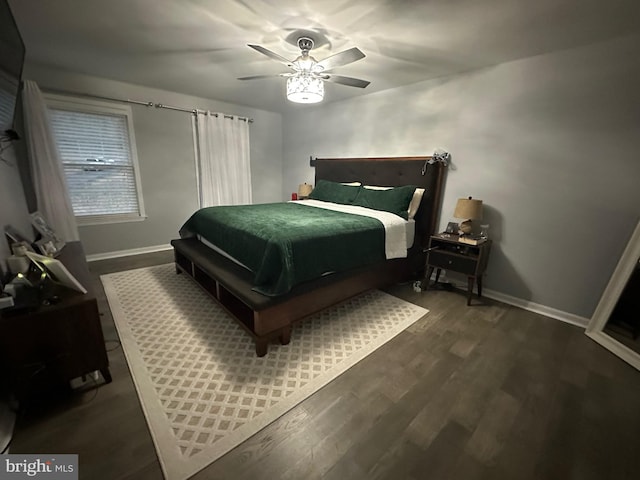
101, 264, 428, 480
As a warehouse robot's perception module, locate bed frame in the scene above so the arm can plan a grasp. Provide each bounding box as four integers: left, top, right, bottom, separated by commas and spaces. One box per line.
171, 156, 446, 356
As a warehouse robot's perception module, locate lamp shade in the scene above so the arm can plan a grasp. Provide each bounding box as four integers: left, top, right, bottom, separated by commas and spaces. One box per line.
298, 183, 313, 197
286, 74, 324, 103
454, 197, 483, 220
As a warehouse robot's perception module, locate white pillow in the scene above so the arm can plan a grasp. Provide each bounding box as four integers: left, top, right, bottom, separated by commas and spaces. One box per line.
407, 188, 425, 219
363, 185, 425, 220
341, 182, 361, 186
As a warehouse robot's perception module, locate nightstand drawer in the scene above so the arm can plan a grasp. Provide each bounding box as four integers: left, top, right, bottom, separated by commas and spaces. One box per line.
428, 251, 477, 275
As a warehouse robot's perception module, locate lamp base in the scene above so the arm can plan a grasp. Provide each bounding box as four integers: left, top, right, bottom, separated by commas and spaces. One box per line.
459, 220, 473, 235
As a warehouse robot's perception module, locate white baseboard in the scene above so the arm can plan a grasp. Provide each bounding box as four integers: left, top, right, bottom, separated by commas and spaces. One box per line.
482, 288, 590, 328
428, 271, 590, 328
86, 244, 172, 262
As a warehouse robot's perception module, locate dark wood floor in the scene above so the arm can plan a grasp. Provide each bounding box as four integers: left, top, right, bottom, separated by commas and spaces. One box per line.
10, 251, 640, 480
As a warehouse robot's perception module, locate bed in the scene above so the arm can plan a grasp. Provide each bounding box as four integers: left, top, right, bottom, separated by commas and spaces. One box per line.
170, 156, 446, 356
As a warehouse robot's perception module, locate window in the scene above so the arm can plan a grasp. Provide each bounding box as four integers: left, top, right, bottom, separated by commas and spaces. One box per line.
46, 94, 145, 225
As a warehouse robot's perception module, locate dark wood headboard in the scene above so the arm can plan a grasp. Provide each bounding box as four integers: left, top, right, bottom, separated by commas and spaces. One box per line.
313, 156, 447, 250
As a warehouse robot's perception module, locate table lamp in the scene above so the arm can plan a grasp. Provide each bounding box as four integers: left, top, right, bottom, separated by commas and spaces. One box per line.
298, 183, 313, 199
454, 197, 483, 235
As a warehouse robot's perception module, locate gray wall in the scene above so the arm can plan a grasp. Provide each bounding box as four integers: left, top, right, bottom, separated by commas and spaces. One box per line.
22, 64, 284, 256
282, 33, 640, 318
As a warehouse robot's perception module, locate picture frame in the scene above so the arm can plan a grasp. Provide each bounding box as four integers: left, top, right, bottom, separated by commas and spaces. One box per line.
34, 238, 60, 257
445, 222, 459, 234
29, 211, 65, 255
30, 211, 58, 239
25, 251, 87, 294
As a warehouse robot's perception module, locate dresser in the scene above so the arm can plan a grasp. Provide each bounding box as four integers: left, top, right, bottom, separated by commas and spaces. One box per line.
0, 242, 111, 400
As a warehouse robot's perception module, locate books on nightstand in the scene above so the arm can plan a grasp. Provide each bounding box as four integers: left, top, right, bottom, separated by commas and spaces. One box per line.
434, 233, 487, 246
458, 235, 486, 246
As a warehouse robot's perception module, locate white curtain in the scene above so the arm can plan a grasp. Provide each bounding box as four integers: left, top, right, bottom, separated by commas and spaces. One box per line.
22, 80, 79, 241
194, 111, 251, 207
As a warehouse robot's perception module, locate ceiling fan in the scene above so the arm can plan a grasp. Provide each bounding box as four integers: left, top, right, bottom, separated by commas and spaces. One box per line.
238, 37, 370, 104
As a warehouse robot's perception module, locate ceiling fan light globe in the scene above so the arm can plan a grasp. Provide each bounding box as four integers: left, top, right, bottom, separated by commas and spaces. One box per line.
287, 75, 324, 104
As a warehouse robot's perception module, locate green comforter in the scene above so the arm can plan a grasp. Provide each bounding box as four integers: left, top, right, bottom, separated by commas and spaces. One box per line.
179, 202, 385, 296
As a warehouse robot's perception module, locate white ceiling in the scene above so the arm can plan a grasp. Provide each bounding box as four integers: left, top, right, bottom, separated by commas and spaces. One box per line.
9, 0, 640, 114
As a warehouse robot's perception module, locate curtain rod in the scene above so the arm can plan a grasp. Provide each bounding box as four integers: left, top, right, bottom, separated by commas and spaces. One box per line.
43, 88, 254, 123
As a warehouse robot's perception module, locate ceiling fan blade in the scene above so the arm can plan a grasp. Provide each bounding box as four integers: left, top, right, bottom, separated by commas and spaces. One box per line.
315, 47, 365, 72
247, 44, 292, 66
237, 73, 290, 81
322, 74, 370, 88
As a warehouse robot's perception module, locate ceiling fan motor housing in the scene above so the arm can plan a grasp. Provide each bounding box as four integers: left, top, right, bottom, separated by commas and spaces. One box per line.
297, 37, 314, 53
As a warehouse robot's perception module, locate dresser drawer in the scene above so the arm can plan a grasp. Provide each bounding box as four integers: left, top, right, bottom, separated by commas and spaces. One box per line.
428, 251, 477, 275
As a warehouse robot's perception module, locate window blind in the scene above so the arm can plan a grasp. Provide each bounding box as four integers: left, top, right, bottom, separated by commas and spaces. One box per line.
49, 108, 140, 217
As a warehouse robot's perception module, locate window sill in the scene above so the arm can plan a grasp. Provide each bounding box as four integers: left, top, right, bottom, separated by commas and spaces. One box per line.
76, 215, 148, 227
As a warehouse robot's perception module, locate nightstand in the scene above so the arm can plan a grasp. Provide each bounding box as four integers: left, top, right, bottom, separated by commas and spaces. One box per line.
421, 234, 492, 305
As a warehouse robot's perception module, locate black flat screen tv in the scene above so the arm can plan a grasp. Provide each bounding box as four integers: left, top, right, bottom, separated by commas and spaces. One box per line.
0, 0, 25, 135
